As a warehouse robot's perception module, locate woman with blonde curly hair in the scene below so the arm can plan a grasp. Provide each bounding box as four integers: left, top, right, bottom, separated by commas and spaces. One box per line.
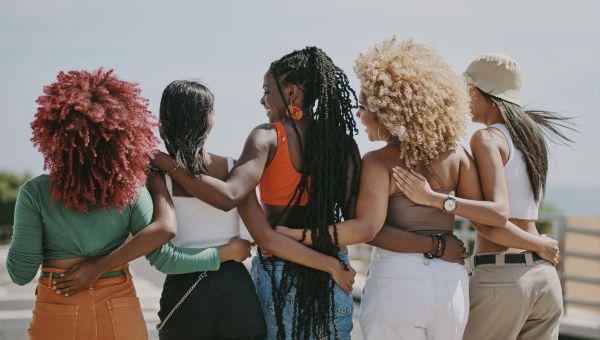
277, 39, 561, 339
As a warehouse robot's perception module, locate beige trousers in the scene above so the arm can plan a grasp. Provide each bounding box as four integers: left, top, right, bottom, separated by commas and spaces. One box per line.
463, 256, 563, 340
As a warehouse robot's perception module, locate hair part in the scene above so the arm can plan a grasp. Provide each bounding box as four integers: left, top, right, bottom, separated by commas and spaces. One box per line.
31, 68, 158, 212
481, 90, 575, 201
159, 80, 214, 177
265, 46, 360, 340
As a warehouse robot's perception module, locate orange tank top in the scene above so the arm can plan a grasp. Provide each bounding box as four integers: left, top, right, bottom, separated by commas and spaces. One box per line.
259, 122, 308, 206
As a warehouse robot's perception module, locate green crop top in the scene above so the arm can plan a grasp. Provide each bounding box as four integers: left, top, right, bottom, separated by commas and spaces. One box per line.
7, 175, 221, 285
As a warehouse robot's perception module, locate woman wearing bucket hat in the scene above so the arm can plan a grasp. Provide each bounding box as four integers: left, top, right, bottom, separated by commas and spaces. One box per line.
394, 53, 574, 340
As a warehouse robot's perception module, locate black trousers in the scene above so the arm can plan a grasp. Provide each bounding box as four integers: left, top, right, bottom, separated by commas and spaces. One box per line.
158, 261, 267, 340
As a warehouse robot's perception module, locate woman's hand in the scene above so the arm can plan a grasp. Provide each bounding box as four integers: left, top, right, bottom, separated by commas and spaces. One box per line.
392, 167, 437, 207
218, 237, 252, 263
151, 151, 177, 172
329, 261, 356, 295
440, 234, 469, 265
538, 234, 560, 267
53, 258, 108, 296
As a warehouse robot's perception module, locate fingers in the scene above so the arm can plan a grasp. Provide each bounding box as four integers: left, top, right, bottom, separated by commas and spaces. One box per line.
393, 166, 421, 185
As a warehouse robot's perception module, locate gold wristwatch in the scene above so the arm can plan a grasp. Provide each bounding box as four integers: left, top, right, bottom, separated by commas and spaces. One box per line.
442, 190, 457, 213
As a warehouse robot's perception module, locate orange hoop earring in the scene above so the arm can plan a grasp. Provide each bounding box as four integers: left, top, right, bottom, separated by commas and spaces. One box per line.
286, 104, 304, 121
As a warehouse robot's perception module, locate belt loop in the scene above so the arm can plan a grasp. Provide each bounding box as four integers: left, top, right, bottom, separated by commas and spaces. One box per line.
525, 252, 534, 266
495, 253, 505, 266
48, 272, 53, 288
125, 268, 131, 282
468, 255, 475, 273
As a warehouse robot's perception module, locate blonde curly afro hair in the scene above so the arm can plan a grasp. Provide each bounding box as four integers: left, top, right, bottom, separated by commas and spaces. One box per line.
354, 38, 469, 167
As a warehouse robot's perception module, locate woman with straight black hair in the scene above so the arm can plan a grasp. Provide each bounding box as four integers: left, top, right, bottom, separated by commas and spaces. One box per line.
151, 47, 360, 340
394, 53, 573, 340
153, 80, 267, 340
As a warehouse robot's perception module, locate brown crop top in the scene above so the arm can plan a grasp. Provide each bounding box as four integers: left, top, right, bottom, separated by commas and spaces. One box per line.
385, 167, 455, 233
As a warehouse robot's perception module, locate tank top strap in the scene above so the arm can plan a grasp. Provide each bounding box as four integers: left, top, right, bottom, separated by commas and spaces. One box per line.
272, 122, 288, 159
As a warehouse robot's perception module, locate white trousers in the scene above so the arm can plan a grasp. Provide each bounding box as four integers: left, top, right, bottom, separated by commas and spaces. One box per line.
359, 249, 469, 340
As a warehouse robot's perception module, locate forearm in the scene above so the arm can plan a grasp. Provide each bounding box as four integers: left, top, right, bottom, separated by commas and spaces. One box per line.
473, 221, 543, 252
368, 224, 434, 253
258, 232, 342, 274
96, 225, 175, 273
291, 219, 379, 247
238, 192, 340, 275
170, 170, 242, 211
146, 242, 220, 274
6, 247, 42, 286
428, 192, 508, 227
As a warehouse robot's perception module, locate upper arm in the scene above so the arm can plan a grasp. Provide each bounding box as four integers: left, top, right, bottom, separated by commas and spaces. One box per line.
129, 186, 155, 235
353, 152, 391, 234
470, 130, 510, 212
7, 184, 43, 285
145, 173, 177, 233
456, 146, 484, 201
224, 124, 275, 200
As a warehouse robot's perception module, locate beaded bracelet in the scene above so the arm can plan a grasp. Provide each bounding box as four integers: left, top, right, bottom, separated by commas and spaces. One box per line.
434, 233, 446, 258
423, 235, 438, 259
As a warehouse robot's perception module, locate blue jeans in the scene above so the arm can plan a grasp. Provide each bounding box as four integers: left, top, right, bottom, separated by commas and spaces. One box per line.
251, 253, 353, 340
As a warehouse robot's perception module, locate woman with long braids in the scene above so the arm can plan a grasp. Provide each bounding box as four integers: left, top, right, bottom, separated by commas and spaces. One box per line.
277, 39, 563, 340
394, 53, 569, 340
150, 47, 359, 339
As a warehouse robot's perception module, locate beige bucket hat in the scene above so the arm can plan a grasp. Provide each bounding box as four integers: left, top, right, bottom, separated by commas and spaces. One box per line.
464, 53, 522, 106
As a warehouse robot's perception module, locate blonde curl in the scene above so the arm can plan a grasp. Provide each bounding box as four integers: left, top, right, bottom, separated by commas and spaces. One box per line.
354, 38, 469, 167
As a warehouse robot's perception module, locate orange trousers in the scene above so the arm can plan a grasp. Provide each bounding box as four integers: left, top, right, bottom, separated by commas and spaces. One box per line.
28, 264, 148, 340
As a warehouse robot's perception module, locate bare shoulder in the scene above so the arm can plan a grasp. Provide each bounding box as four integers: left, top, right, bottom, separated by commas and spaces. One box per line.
245, 123, 277, 146
470, 128, 505, 153
362, 148, 390, 166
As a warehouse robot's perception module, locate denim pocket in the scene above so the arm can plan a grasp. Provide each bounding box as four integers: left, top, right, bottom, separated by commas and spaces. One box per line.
28, 302, 79, 340
107, 296, 147, 340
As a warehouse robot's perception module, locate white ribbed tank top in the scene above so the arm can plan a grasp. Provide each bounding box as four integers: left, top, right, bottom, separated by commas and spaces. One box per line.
167, 157, 240, 248
490, 123, 540, 219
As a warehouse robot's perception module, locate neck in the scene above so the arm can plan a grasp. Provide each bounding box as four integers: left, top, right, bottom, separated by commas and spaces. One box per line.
484, 106, 503, 126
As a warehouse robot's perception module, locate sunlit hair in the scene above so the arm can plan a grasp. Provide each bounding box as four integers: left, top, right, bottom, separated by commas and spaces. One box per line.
31, 68, 158, 212
354, 38, 469, 167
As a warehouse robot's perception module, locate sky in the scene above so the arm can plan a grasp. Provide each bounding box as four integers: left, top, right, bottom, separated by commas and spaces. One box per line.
0, 1, 598, 206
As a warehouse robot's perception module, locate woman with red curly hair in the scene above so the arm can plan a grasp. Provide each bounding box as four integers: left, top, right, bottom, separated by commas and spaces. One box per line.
6, 69, 243, 340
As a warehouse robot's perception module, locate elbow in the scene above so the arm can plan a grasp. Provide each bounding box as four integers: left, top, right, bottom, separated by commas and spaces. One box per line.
253, 233, 276, 254
216, 201, 236, 212
214, 192, 239, 211
363, 222, 382, 243
494, 204, 510, 227
156, 219, 177, 241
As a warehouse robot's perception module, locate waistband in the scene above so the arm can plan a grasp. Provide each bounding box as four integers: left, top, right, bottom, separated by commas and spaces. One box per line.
473, 252, 542, 267
40, 269, 126, 279
39, 264, 130, 282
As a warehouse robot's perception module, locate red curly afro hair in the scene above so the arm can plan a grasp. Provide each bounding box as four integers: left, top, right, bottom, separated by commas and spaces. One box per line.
31, 68, 158, 212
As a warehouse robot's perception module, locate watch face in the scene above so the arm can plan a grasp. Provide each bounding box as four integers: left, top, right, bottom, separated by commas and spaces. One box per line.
444, 199, 456, 212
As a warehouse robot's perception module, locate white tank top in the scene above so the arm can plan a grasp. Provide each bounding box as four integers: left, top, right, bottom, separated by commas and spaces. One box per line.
489, 123, 539, 219
167, 157, 240, 248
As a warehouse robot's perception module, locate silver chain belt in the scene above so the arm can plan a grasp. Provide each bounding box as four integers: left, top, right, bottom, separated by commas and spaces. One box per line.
156, 271, 208, 332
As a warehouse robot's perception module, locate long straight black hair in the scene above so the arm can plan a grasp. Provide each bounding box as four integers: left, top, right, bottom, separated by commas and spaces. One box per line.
480, 89, 575, 201
159, 80, 214, 177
